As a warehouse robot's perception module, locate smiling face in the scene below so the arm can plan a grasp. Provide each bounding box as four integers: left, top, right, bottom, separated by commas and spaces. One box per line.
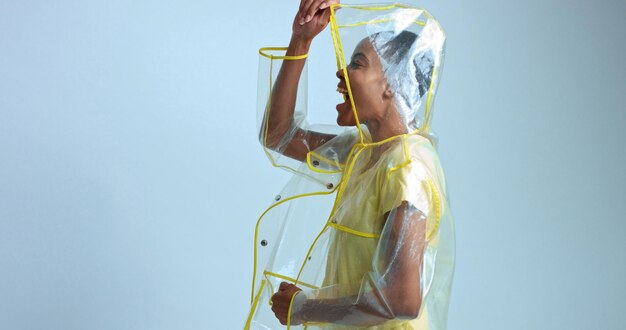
335, 38, 394, 127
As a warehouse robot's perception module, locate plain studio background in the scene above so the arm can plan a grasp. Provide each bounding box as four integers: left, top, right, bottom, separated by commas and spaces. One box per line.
1, 0, 624, 329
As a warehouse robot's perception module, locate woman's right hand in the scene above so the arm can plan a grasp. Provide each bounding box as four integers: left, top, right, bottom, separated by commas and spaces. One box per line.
292, 0, 340, 43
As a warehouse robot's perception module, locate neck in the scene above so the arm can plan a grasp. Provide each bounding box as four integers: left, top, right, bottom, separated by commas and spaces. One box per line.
364, 108, 407, 143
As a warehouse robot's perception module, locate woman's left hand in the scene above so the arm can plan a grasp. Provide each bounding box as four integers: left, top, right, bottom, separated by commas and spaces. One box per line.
271, 282, 303, 325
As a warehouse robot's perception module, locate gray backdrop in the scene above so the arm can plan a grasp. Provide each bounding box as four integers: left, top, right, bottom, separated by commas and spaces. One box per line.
1, 0, 624, 329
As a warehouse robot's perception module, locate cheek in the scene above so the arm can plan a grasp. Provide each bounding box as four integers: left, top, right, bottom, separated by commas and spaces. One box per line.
350, 73, 384, 104
348, 75, 368, 105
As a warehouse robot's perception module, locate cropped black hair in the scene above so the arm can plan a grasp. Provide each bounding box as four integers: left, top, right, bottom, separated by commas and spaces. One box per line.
370, 30, 434, 98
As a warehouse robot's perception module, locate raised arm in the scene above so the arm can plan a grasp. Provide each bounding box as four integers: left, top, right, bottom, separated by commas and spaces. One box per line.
261, 0, 339, 162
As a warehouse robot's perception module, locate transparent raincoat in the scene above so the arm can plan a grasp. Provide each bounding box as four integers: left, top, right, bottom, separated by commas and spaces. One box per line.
246, 3, 454, 329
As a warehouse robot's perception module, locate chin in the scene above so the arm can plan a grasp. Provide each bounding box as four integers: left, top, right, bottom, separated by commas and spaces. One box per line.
336, 119, 357, 127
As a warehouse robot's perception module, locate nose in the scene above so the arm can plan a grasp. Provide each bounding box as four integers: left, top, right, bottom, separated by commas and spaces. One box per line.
336, 68, 345, 79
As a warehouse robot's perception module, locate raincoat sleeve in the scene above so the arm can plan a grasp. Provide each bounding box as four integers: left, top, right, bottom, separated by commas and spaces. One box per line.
289, 161, 435, 327
257, 48, 342, 169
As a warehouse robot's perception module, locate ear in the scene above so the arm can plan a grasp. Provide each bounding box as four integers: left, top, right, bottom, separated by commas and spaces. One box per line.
383, 83, 394, 99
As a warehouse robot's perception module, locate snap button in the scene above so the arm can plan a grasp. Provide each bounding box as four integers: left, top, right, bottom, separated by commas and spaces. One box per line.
260, 240, 268, 246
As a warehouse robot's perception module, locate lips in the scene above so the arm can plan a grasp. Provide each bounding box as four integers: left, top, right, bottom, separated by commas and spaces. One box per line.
336, 85, 351, 113
336, 85, 350, 103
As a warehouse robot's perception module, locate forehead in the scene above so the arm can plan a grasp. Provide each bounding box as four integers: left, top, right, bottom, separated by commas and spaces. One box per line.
350, 38, 384, 72
352, 38, 375, 58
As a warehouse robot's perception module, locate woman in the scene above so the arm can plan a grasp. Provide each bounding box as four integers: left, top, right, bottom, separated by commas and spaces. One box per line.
246, 1, 454, 329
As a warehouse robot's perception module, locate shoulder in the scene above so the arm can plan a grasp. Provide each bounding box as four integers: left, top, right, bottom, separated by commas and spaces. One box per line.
381, 134, 435, 178
377, 133, 444, 213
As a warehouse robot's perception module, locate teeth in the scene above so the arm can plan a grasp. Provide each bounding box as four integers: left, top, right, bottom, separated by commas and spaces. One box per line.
336, 87, 349, 95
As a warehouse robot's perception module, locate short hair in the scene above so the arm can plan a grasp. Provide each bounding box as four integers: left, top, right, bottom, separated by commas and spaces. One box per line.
370, 30, 434, 98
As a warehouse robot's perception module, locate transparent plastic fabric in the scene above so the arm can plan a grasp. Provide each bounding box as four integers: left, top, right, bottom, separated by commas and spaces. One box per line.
329, 3, 445, 143
246, 4, 454, 330
256, 47, 349, 181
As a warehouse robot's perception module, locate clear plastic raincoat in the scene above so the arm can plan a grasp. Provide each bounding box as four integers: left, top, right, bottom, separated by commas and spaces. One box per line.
246, 3, 454, 329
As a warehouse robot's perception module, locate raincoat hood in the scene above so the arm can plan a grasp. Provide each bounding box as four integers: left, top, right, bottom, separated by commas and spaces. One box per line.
331, 4, 445, 143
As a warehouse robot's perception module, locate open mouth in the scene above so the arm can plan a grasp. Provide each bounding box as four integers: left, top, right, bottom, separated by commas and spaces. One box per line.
336, 86, 349, 102
335, 85, 352, 115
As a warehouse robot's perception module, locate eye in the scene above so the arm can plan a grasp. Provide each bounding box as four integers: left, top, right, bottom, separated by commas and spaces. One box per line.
348, 61, 361, 69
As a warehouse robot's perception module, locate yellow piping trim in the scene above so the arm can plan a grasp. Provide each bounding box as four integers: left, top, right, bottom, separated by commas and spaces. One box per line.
263, 53, 273, 156
330, 6, 364, 145
323, 143, 361, 222
294, 144, 363, 284
333, 146, 366, 210
337, 19, 425, 28
329, 221, 381, 238
254, 46, 362, 300
260, 54, 297, 175
250, 188, 337, 303
259, 47, 308, 60
294, 225, 331, 287
309, 151, 345, 168
336, 3, 415, 11
306, 151, 344, 174
261, 55, 300, 175
363, 129, 420, 148
260, 50, 331, 186
329, 2, 440, 136
426, 179, 441, 241
286, 289, 299, 330
263, 270, 319, 290
244, 279, 266, 330
293, 131, 431, 287
265, 275, 275, 301
292, 153, 360, 282
252, 3, 443, 321
329, 9, 343, 71
263, 150, 333, 185
387, 136, 412, 178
